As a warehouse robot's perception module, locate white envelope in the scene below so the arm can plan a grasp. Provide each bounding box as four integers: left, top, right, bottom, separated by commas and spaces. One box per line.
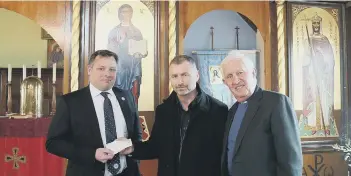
106, 138, 133, 154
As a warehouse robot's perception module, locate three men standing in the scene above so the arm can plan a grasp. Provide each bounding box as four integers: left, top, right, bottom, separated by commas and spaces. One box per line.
46, 50, 303, 176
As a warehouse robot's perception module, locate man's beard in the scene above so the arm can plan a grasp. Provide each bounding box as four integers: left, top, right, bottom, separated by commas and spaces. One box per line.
175, 85, 191, 95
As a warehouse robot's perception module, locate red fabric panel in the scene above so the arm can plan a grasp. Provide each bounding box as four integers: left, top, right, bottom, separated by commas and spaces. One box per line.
0, 118, 65, 176
0, 118, 52, 137
0, 137, 65, 176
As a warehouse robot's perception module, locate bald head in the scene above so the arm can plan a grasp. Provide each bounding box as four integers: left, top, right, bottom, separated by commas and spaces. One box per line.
220, 50, 257, 102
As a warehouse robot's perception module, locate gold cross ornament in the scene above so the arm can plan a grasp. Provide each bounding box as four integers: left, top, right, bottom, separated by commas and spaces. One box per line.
4, 147, 26, 169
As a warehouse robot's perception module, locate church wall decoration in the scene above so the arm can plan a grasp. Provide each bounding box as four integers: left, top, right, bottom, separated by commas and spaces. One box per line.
83, 0, 165, 137
187, 13, 261, 108
139, 116, 150, 141
194, 50, 259, 108
286, 1, 348, 150
41, 28, 52, 40
47, 39, 64, 68
94, 0, 159, 112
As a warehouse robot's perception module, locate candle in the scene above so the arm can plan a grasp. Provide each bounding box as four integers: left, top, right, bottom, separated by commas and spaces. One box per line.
23, 65, 26, 80
38, 61, 41, 78
8, 64, 11, 82
53, 63, 56, 83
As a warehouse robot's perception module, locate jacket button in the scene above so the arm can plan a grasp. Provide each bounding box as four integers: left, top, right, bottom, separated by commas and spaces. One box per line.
166, 165, 169, 168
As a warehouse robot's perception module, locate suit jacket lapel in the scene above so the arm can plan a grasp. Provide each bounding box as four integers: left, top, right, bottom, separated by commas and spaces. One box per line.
113, 88, 133, 138
233, 88, 262, 155
82, 86, 104, 147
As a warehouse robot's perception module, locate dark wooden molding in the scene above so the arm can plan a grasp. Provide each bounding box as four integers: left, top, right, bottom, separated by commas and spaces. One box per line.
270, 1, 279, 93
154, 1, 161, 106
80, 1, 96, 89
0, 70, 6, 115
63, 1, 72, 94
159, 1, 170, 104
345, 4, 351, 141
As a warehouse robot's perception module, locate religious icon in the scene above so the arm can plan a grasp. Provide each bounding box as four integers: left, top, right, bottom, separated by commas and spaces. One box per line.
209, 66, 222, 85
47, 40, 64, 68
95, 1, 155, 110
301, 12, 338, 137
206, 64, 235, 107
289, 4, 341, 138
107, 4, 148, 104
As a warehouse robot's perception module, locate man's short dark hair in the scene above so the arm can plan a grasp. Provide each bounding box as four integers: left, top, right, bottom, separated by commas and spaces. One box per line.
169, 55, 197, 69
88, 50, 118, 65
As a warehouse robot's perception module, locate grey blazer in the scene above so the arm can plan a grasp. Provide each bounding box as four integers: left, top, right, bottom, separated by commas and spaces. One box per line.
221, 86, 303, 176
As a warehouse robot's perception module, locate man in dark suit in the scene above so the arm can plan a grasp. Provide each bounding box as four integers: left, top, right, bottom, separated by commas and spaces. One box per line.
120, 55, 228, 176
46, 50, 142, 176
220, 51, 303, 176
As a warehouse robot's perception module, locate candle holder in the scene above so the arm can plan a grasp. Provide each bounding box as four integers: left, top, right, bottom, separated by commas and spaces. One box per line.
6, 82, 12, 116
50, 82, 56, 116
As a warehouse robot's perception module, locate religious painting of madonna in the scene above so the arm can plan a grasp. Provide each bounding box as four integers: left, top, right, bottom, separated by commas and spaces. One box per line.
287, 2, 347, 147
47, 39, 64, 68
95, 1, 157, 112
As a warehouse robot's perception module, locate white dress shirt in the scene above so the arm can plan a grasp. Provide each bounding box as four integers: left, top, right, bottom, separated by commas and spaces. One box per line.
89, 84, 128, 175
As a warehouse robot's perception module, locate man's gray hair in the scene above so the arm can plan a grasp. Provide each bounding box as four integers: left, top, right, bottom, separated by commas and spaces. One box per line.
220, 50, 256, 73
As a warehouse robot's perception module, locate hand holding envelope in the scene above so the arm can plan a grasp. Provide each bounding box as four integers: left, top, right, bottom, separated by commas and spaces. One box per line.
95, 148, 114, 163
106, 138, 133, 155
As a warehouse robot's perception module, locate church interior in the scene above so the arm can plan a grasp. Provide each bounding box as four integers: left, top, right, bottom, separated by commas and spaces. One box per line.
1, 1, 351, 175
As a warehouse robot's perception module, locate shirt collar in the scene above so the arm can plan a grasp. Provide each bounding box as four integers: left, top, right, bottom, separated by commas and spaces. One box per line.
89, 83, 114, 98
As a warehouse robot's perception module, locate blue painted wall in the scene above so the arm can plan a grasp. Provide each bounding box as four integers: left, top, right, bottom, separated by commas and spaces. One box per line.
183, 10, 257, 56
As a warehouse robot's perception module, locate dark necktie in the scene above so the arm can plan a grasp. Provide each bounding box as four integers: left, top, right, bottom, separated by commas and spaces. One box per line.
101, 92, 121, 175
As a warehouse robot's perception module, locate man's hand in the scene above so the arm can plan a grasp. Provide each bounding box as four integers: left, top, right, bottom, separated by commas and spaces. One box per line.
95, 148, 114, 163
120, 146, 134, 155
115, 137, 134, 155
